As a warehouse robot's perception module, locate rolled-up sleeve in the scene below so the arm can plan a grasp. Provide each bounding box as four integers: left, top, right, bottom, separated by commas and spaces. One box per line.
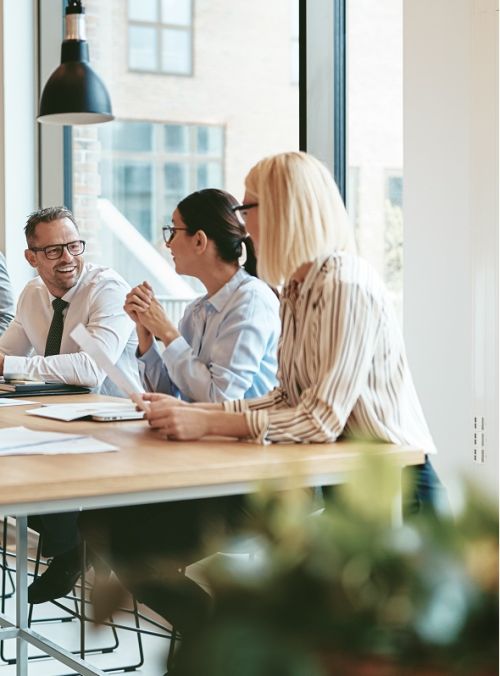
226, 280, 383, 444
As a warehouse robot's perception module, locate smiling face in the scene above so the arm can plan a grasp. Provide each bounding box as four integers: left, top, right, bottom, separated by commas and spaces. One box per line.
24, 218, 84, 297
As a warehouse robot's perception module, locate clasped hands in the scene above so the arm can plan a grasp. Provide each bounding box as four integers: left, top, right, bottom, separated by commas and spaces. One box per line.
124, 281, 180, 350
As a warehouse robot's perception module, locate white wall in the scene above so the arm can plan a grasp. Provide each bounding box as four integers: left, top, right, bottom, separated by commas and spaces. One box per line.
404, 0, 498, 499
0, 0, 37, 294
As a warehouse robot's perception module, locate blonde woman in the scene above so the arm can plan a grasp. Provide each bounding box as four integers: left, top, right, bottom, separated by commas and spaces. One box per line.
145, 151, 442, 512
83, 152, 442, 636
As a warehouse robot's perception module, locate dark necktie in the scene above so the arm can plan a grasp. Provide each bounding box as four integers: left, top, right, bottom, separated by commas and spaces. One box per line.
44, 298, 69, 357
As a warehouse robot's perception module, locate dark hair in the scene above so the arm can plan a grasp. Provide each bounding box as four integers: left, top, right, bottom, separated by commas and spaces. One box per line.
176, 189, 258, 277
25, 207, 78, 244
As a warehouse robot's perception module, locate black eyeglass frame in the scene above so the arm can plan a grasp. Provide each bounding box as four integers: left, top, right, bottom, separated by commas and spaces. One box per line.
162, 225, 190, 244
28, 239, 86, 260
231, 203, 258, 214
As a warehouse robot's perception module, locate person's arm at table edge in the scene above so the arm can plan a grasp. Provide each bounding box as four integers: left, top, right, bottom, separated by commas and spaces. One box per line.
203, 408, 251, 437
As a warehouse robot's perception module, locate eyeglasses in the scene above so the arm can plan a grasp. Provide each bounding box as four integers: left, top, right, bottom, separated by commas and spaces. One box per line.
29, 240, 86, 260
162, 225, 189, 244
231, 203, 258, 223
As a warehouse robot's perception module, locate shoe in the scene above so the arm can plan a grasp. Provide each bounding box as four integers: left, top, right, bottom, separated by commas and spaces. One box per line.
28, 546, 82, 604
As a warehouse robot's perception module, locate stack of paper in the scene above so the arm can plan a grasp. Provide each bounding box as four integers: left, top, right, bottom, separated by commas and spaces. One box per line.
0, 427, 117, 456
0, 398, 37, 407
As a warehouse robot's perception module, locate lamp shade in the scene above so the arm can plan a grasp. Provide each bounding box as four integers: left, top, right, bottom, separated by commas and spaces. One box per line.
37, 1, 113, 125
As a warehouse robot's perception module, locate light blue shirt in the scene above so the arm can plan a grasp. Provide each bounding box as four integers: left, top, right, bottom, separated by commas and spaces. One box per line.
137, 268, 280, 402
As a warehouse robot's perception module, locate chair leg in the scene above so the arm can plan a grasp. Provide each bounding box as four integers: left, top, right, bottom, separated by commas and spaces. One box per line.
166, 626, 179, 672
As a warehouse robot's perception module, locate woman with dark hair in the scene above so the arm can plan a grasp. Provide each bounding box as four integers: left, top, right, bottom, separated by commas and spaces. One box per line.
124, 188, 279, 402
80, 189, 280, 637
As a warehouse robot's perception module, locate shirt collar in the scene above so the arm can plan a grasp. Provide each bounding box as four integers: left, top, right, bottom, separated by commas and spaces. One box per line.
200, 267, 249, 313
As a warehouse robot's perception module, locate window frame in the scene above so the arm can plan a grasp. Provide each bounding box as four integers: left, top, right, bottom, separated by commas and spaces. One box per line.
127, 0, 194, 77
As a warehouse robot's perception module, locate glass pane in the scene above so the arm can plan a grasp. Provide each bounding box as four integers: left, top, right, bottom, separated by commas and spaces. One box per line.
196, 127, 223, 155
128, 0, 157, 22
164, 124, 189, 153
161, 0, 191, 26
164, 163, 188, 194
129, 26, 157, 71
347, 0, 403, 318
196, 162, 223, 190
161, 28, 191, 74
100, 121, 153, 152
103, 162, 153, 239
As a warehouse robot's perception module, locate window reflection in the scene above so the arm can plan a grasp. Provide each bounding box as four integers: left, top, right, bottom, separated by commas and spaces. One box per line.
128, 0, 157, 22
161, 0, 191, 27
347, 0, 403, 318
128, 26, 157, 71
161, 28, 191, 74
72, 0, 299, 295
128, 0, 193, 75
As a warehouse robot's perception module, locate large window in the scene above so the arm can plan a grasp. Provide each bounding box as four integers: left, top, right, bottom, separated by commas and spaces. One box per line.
128, 0, 193, 75
346, 0, 403, 317
99, 121, 224, 243
70, 0, 299, 295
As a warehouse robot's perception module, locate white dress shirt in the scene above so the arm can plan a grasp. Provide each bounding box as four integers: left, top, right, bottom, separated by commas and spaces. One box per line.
0, 263, 140, 397
225, 253, 436, 454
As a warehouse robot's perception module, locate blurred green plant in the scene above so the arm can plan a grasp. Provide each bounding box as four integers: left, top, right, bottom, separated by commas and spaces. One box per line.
173, 456, 498, 676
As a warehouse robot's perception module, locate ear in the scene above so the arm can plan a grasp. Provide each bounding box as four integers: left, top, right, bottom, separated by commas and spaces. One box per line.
24, 248, 37, 268
193, 229, 209, 255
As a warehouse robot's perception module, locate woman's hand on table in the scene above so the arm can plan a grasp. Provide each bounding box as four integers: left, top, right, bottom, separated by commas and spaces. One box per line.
143, 395, 251, 440
146, 401, 210, 440
142, 392, 187, 407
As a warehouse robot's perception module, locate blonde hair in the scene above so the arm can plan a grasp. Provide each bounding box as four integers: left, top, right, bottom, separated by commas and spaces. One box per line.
245, 151, 356, 286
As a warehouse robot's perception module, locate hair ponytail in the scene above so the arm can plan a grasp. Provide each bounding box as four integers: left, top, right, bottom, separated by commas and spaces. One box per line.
177, 189, 259, 278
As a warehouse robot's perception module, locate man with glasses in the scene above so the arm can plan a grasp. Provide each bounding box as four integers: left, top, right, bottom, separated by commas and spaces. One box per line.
0, 206, 140, 604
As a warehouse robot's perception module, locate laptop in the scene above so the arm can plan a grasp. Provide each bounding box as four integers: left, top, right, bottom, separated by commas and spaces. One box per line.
90, 408, 145, 422
26, 402, 145, 423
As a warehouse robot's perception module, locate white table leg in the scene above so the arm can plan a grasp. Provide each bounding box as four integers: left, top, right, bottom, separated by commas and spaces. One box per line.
15, 516, 28, 675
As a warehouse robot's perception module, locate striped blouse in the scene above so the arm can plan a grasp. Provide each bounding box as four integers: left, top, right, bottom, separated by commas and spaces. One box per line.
224, 253, 436, 453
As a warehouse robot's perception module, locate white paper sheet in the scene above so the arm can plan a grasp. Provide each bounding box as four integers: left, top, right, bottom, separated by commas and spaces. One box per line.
70, 324, 148, 411
0, 398, 38, 407
0, 426, 117, 455
27, 402, 144, 422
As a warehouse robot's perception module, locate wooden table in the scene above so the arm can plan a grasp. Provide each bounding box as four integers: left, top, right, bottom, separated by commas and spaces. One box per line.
0, 394, 425, 675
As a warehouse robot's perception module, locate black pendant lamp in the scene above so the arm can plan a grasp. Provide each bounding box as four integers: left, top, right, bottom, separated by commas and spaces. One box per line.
38, 0, 114, 125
